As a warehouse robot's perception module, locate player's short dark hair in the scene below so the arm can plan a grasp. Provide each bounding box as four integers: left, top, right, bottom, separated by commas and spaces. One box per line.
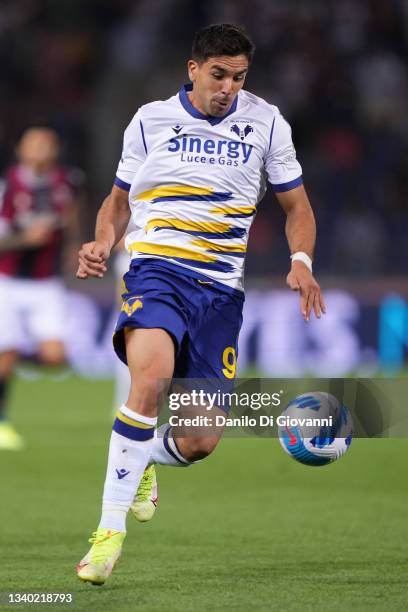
15, 121, 59, 144
192, 24, 255, 64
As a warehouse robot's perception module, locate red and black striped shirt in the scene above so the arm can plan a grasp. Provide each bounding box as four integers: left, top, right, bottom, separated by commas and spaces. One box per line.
0, 164, 76, 279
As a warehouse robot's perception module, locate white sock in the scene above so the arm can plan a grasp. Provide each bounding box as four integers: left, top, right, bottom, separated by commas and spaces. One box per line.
99, 405, 157, 532
148, 423, 192, 467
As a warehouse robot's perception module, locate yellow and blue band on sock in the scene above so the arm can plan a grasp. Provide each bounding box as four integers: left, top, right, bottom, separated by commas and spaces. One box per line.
163, 425, 190, 464
113, 409, 155, 441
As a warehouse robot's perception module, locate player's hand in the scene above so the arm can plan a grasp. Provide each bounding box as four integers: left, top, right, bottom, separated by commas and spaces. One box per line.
22, 222, 54, 247
76, 240, 110, 279
286, 261, 326, 322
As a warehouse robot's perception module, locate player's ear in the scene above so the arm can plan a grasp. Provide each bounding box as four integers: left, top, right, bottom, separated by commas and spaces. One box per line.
188, 59, 199, 82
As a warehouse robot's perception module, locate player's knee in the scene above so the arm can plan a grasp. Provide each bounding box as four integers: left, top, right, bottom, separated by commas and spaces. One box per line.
38, 343, 66, 366
127, 376, 169, 415
42, 354, 65, 366
0, 351, 18, 377
182, 436, 220, 462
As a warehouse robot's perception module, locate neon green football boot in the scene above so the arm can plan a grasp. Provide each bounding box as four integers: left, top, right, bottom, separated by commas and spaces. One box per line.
0, 421, 24, 451
130, 465, 158, 522
76, 528, 125, 585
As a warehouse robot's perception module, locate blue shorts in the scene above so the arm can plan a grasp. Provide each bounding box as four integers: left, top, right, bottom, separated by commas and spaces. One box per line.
113, 259, 244, 382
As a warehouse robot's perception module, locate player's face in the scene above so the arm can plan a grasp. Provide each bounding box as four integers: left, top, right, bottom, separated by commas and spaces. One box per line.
17, 128, 60, 174
188, 55, 249, 117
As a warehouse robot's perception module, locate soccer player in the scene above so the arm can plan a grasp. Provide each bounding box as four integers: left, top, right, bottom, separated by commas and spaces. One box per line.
76, 23, 325, 585
0, 127, 80, 450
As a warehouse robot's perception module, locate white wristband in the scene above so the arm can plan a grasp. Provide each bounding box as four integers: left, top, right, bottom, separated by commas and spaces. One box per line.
290, 251, 312, 272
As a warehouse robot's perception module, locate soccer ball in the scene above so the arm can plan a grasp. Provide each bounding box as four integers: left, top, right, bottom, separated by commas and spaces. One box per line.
278, 392, 353, 466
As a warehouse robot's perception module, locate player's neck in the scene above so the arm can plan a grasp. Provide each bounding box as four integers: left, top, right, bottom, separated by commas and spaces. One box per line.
187, 92, 209, 117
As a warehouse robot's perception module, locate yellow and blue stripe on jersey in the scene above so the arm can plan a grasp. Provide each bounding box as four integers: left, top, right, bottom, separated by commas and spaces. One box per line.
144, 218, 246, 240
129, 184, 253, 273
133, 185, 234, 203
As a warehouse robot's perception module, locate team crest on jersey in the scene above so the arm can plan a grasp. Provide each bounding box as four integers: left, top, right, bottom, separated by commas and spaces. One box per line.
121, 296, 143, 316
230, 121, 254, 141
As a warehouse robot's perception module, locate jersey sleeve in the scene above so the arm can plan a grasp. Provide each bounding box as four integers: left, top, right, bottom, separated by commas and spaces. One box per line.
264, 111, 303, 193
115, 111, 147, 192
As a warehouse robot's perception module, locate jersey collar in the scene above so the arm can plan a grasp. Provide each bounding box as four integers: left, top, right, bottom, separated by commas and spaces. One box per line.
179, 84, 238, 125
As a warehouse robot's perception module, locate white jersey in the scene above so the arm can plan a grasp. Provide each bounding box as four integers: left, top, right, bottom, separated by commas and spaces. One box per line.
115, 84, 303, 292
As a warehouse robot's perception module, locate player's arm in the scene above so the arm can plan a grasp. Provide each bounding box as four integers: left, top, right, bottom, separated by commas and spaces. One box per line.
77, 110, 147, 279
76, 185, 130, 279
276, 184, 325, 321
0, 179, 53, 254
0, 224, 53, 254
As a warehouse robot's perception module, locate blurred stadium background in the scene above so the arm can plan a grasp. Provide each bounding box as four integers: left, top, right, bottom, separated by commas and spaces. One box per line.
1, 3, 408, 610
1, 0, 408, 377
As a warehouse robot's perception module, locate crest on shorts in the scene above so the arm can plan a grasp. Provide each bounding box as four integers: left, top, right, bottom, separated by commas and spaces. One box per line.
230, 121, 254, 141
122, 296, 143, 316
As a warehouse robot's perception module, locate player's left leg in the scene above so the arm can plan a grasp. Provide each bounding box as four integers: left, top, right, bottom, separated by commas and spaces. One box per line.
0, 350, 23, 451
37, 340, 66, 366
36, 339, 71, 381
29, 279, 69, 379
0, 277, 25, 450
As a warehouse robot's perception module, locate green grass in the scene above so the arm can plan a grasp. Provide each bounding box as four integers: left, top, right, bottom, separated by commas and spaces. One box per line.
1, 376, 407, 611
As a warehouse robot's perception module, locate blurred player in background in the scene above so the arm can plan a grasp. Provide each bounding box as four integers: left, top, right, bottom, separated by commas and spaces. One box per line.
76, 24, 325, 585
0, 127, 81, 450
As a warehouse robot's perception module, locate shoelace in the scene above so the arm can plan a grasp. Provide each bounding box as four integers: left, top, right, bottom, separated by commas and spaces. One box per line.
136, 470, 152, 501
88, 531, 120, 564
